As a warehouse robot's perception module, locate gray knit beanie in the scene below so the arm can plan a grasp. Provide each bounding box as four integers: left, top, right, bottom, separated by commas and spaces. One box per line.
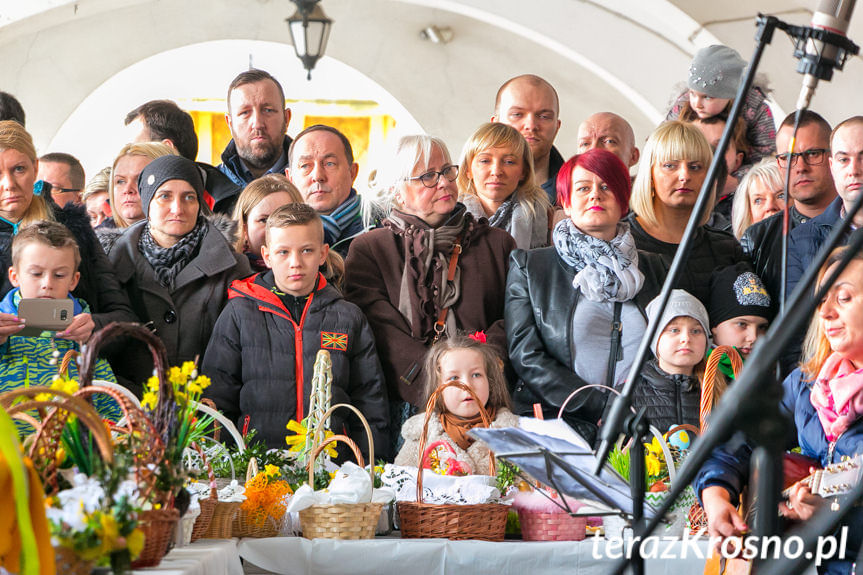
137, 154, 204, 214
647, 289, 711, 358
688, 45, 746, 100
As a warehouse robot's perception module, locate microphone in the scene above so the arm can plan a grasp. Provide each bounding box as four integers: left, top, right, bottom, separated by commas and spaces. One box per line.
796, 0, 858, 109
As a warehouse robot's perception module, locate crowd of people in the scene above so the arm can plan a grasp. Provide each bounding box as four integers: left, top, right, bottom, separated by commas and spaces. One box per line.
2, 42, 863, 573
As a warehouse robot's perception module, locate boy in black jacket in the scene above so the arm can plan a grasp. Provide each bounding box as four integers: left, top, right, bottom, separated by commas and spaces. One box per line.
203, 203, 390, 459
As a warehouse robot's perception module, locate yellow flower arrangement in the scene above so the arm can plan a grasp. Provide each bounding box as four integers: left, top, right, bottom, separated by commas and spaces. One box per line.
34, 373, 79, 402
241, 469, 294, 527
285, 419, 338, 459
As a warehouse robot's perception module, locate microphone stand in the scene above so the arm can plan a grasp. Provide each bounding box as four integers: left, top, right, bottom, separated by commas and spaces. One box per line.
607, 197, 863, 575
595, 20, 785, 574
598, 13, 861, 574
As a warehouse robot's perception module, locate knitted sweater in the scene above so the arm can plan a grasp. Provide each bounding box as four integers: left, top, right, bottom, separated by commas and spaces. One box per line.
394, 408, 519, 475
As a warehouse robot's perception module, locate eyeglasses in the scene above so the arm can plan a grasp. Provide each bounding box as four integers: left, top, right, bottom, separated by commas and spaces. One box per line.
775, 148, 829, 168
406, 165, 459, 188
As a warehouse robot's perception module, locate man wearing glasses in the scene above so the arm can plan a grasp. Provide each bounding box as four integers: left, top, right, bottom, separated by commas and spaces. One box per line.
741, 111, 836, 307
37, 152, 85, 207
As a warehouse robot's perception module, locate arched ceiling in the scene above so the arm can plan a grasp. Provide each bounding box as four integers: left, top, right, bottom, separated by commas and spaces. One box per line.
0, 0, 861, 164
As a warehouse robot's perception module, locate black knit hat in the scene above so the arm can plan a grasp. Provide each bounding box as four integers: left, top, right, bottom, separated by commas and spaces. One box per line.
708, 262, 774, 327
137, 155, 204, 214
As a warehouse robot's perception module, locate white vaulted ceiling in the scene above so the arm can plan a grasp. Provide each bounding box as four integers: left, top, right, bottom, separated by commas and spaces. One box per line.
0, 0, 861, 163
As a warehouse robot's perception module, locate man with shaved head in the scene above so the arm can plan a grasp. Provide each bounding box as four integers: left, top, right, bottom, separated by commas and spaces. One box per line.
492, 74, 563, 204
576, 112, 640, 169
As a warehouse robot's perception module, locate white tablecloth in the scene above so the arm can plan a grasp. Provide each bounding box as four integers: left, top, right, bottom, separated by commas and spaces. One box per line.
237, 536, 710, 575
136, 539, 243, 575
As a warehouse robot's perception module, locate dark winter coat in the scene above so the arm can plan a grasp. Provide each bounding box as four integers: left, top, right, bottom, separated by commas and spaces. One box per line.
740, 206, 810, 302
787, 197, 844, 298
0, 202, 136, 329
202, 271, 390, 459
540, 146, 566, 206
695, 367, 863, 575
106, 218, 251, 395
218, 136, 292, 188
626, 212, 747, 307
505, 246, 665, 445
344, 214, 516, 407
199, 162, 242, 216
623, 358, 701, 433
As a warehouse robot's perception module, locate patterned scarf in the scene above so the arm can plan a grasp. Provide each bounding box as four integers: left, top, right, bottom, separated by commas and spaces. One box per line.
138, 216, 208, 289
320, 189, 362, 245
439, 406, 498, 451
384, 204, 469, 340
810, 352, 863, 441
552, 219, 644, 302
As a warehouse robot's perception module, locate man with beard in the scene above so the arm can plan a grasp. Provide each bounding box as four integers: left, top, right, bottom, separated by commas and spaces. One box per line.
219, 69, 292, 188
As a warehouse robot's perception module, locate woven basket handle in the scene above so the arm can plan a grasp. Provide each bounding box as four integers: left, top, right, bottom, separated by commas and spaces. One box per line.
700, 346, 743, 431
190, 442, 218, 499
58, 349, 78, 378
415, 381, 493, 503
77, 322, 174, 432
306, 434, 366, 493
308, 403, 375, 497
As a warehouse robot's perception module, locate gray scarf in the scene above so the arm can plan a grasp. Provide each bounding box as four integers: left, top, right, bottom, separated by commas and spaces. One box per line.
461, 193, 547, 250
552, 219, 644, 302
138, 216, 208, 290
384, 204, 469, 340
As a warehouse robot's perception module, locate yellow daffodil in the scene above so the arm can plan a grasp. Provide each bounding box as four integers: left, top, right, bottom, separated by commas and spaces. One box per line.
181, 361, 196, 379
196, 374, 211, 390
645, 453, 661, 477
141, 391, 158, 411
127, 528, 145, 558
284, 420, 337, 458
264, 464, 281, 479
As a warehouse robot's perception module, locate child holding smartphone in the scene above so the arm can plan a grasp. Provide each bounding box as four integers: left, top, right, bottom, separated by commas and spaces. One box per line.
0, 221, 118, 427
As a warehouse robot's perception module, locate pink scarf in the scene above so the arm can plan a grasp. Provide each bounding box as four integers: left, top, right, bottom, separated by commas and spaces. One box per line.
810, 352, 863, 441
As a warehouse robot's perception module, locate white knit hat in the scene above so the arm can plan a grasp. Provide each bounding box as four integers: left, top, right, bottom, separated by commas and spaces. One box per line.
646, 289, 710, 357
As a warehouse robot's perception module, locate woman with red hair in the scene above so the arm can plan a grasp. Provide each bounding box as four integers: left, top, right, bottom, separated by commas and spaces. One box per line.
506, 148, 663, 444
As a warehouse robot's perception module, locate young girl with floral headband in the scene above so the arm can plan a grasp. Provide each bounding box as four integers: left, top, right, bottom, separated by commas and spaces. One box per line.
394, 332, 518, 475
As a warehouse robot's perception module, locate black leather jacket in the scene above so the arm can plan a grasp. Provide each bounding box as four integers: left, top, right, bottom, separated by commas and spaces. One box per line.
739, 206, 808, 301
505, 246, 663, 445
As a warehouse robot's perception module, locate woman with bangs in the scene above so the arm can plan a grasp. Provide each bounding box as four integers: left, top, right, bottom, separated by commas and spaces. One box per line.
628, 120, 745, 305
457, 122, 550, 249
506, 149, 664, 444
697, 242, 863, 575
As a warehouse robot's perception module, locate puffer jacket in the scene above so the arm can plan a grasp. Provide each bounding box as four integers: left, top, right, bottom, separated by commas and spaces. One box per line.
627, 213, 747, 307
622, 358, 700, 433
203, 271, 390, 459
107, 218, 251, 395
394, 408, 520, 475
505, 245, 664, 445
740, 206, 810, 302
695, 367, 863, 575
787, 197, 844, 298
0, 202, 137, 329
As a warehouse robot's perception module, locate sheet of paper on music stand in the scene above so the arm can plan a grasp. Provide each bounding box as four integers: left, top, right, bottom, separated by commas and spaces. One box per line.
469, 419, 661, 520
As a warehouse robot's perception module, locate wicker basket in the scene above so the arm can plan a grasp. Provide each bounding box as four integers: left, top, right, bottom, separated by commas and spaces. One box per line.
205, 500, 242, 539
189, 443, 218, 542
233, 507, 283, 538
53, 545, 95, 575
518, 509, 587, 541
298, 403, 384, 540
131, 508, 180, 568
397, 381, 509, 541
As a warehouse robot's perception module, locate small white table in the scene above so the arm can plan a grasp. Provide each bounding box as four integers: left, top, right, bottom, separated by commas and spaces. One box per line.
135, 539, 243, 575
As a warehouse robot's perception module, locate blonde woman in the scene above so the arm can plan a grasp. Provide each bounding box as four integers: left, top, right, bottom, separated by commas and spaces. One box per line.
232, 174, 303, 267
457, 122, 549, 249
697, 245, 863, 574
0, 120, 134, 340
109, 142, 177, 228
82, 166, 111, 228
627, 120, 745, 305
730, 158, 786, 239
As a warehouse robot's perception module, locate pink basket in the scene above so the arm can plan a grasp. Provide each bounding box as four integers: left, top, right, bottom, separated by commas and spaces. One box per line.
517, 509, 587, 541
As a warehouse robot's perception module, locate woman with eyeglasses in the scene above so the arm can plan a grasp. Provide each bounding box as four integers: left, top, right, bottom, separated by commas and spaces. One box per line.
627, 120, 745, 306
344, 135, 516, 444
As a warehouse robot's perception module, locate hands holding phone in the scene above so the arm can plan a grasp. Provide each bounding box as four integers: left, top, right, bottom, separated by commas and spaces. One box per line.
0, 312, 25, 344
56, 312, 95, 344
